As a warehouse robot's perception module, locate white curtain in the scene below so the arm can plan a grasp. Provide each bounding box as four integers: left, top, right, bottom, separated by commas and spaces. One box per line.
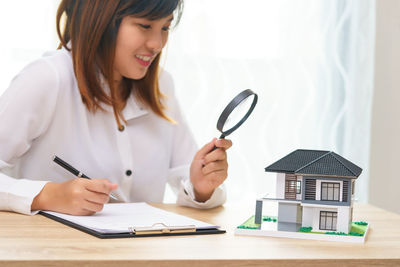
162, 0, 376, 203
0, 0, 375, 204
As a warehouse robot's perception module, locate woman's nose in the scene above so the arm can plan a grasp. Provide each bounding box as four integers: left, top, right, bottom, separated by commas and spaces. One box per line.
146, 32, 165, 54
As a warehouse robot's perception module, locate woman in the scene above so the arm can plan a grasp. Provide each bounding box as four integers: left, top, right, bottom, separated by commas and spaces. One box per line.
0, 0, 231, 216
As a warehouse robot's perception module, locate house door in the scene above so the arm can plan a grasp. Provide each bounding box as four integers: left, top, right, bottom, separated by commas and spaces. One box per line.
284, 174, 297, 200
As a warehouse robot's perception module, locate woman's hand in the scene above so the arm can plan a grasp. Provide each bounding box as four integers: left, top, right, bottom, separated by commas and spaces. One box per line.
31, 178, 118, 215
190, 138, 232, 202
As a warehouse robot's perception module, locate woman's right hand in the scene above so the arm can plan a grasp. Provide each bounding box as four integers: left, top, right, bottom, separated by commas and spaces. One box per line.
31, 178, 118, 215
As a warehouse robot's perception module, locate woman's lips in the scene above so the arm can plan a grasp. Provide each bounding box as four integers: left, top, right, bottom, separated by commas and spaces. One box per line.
135, 55, 152, 67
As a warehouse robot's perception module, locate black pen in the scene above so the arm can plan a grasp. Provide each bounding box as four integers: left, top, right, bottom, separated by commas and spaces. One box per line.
53, 155, 118, 201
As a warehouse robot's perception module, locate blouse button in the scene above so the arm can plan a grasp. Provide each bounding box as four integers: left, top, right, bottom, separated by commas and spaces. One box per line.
126, 170, 132, 176
118, 125, 125, 132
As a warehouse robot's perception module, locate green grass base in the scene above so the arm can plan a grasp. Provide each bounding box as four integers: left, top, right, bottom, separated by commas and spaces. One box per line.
237, 215, 278, 229
303, 222, 368, 236
349, 221, 368, 236
237, 215, 368, 237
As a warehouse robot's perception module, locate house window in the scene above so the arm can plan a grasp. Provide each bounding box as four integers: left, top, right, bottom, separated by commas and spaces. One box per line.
296, 180, 301, 194
285, 180, 297, 193
286, 180, 301, 194
321, 182, 340, 201
319, 211, 337, 231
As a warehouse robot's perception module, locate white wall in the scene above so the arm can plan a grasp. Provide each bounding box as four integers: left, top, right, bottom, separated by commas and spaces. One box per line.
276, 173, 285, 199
369, 0, 400, 214
302, 206, 313, 227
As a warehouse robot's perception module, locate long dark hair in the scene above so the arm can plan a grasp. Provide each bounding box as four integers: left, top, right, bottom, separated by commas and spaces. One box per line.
56, 0, 183, 129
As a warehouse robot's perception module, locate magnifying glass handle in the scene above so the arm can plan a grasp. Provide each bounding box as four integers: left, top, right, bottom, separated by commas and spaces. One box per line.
204, 135, 227, 167
211, 134, 226, 152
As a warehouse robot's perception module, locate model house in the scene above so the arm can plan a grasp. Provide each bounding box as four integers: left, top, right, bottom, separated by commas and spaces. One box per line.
255, 149, 362, 234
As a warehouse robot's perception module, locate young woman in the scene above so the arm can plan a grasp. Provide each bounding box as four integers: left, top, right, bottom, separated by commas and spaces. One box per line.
0, 0, 231, 216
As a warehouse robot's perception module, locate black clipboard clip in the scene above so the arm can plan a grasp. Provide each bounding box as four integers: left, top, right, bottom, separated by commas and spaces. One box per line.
129, 223, 196, 235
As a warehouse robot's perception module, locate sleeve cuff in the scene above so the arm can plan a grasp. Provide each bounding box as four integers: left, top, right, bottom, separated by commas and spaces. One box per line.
7, 179, 49, 215
176, 179, 226, 209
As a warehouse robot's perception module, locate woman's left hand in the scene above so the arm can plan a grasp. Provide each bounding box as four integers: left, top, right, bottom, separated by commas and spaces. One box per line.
190, 138, 232, 202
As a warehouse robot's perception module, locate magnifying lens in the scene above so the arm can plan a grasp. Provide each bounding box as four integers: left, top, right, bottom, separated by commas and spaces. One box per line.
216, 89, 258, 139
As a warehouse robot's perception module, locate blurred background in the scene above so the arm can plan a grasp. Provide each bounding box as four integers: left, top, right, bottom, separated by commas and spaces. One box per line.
0, 0, 398, 214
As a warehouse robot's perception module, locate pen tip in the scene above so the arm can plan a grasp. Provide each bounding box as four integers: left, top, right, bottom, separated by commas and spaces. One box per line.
53, 155, 57, 161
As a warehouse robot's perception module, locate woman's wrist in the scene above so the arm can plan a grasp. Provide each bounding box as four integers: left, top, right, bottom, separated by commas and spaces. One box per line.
193, 187, 214, 203
31, 182, 57, 211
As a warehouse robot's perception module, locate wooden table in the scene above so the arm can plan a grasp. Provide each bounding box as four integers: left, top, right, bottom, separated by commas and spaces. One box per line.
0, 203, 399, 266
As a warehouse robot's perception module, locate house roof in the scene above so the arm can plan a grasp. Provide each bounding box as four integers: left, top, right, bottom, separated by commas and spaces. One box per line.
264, 149, 362, 178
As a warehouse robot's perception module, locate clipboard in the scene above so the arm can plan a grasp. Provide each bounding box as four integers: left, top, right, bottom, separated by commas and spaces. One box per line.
39, 203, 225, 239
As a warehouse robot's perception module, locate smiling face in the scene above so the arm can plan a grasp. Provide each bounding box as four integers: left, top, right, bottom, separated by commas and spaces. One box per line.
113, 15, 173, 82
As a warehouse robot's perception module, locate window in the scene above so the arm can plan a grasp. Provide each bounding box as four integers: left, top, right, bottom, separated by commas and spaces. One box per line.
321, 182, 340, 201
319, 211, 337, 231
285, 180, 297, 193
296, 180, 301, 194
286, 180, 301, 194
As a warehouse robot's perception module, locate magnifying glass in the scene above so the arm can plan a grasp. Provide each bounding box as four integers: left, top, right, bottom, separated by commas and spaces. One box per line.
216, 89, 258, 139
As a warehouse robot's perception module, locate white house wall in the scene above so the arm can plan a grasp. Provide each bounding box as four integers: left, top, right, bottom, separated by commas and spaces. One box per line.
276, 173, 285, 199
302, 206, 314, 227
337, 206, 352, 234
315, 179, 343, 202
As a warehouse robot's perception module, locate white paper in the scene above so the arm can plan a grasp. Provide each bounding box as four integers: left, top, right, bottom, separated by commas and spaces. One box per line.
41, 202, 219, 234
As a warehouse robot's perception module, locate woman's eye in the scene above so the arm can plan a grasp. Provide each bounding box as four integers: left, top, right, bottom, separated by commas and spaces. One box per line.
138, 24, 151, 29
162, 26, 170, 32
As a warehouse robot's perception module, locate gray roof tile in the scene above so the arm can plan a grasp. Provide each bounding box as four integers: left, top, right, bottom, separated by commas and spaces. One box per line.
265, 149, 362, 178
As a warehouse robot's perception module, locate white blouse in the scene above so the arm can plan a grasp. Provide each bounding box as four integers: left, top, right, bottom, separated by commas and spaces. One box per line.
0, 49, 226, 215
